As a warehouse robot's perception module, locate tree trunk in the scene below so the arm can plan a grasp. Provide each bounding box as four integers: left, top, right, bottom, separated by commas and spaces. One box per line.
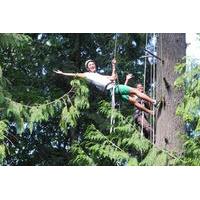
155, 33, 186, 154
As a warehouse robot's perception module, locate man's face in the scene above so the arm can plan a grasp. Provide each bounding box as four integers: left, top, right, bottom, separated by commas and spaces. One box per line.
87, 61, 96, 72
137, 84, 144, 93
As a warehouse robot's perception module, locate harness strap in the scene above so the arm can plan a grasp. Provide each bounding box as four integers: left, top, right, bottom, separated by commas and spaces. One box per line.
104, 82, 114, 93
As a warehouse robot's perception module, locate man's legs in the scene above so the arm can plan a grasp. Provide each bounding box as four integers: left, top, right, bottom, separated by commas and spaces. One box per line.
115, 85, 154, 115
128, 96, 154, 115
129, 87, 155, 104
116, 85, 156, 105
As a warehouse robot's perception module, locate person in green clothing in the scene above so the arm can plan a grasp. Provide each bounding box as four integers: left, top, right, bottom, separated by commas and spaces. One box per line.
124, 73, 153, 139
54, 59, 158, 115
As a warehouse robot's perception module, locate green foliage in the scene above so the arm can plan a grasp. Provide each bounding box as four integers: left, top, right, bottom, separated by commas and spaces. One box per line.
6, 100, 24, 134
68, 116, 141, 166
0, 144, 5, 165
82, 124, 138, 166
121, 134, 150, 154
175, 54, 200, 165
59, 79, 89, 132
28, 104, 56, 128
7, 100, 23, 117
1, 78, 90, 135
175, 60, 200, 132
0, 33, 32, 164
69, 143, 95, 166
98, 101, 151, 155
0, 33, 175, 166
196, 118, 200, 132
0, 120, 8, 141
29, 106, 48, 133
71, 79, 90, 109
140, 147, 169, 166
178, 137, 200, 165
175, 57, 186, 74
140, 147, 159, 166
60, 105, 80, 131
0, 120, 8, 164
174, 75, 185, 89
67, 101, 172, 166
0, 33, 32, 49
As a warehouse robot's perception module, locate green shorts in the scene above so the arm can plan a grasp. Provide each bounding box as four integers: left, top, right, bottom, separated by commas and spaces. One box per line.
114, 84, 131, 101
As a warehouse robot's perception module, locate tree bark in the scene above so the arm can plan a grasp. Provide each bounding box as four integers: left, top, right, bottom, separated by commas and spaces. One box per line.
155, 33, 186, 154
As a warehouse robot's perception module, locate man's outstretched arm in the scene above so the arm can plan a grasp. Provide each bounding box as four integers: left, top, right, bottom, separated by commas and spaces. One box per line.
54, 70, 86, 78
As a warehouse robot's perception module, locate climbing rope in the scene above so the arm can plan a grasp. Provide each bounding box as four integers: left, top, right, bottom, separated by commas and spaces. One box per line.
143, 33, 148, 94
141, 33, 148, 138
107, 121, 186, 164
141, 33, 157, 143
152, 33, 156, 144
110, 33, 118, 133
5, 86, 75, 109
160, 33, 164, 102
114, 33, 118, 59
143, 33, 157, 143
149, 41, 153, 141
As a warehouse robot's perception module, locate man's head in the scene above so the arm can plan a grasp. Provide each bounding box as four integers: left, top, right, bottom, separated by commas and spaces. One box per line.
137, 83, 144, 93
85, 59, 97, 73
